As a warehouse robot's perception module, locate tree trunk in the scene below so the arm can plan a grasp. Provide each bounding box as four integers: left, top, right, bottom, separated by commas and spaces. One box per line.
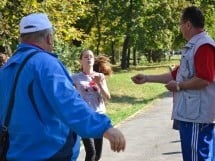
133, 47, 137, 66
121, 35, 130, 69
95, 8, 101, 55
127, 47, 130, 68
110, 40, 116, 64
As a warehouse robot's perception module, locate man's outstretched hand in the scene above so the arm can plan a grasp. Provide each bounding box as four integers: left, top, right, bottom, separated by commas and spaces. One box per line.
131, 74, 148, 84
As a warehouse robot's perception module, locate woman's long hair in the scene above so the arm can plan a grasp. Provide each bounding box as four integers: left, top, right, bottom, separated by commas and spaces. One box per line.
94, 55, 112, 76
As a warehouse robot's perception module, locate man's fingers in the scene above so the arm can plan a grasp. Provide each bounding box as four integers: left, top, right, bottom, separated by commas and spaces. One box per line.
104, 128, 126, 152
111, 132, 126, 152
116, 134, 126, 152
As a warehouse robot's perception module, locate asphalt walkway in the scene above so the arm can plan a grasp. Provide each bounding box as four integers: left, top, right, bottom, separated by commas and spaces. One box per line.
77, 92, 183, 161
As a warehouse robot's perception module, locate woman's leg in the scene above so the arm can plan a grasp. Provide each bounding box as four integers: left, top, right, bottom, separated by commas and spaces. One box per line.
94, 138, 103, 161
82, 138, 96, 161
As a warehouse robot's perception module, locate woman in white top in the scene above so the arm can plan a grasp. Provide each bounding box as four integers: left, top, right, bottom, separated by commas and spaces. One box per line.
72, 49, 112, 161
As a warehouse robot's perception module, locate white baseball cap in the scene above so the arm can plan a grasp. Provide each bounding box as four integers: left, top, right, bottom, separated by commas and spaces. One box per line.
19, 13, 52, 34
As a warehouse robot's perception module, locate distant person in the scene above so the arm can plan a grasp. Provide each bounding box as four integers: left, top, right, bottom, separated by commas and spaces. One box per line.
0, 46, 9, 67
0, 13, 125, 161
72, 50, 112, 161
131, 6, 215, 161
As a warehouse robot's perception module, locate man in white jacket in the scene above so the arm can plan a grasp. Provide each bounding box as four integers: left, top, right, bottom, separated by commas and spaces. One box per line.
132, 6, 215, 161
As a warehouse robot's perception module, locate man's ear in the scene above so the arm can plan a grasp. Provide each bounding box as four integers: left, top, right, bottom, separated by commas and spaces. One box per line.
186, 21, 192, 30
46, 33, 52, 45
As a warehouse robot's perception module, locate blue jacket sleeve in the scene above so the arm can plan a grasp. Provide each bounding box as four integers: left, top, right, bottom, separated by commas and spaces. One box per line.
37, 54, 112, 138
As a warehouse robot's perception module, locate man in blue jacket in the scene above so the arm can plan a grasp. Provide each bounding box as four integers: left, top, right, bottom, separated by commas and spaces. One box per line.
0, 13, 126, 161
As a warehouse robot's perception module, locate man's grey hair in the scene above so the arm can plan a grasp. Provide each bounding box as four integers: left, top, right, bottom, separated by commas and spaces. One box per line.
20, 28, 53, 42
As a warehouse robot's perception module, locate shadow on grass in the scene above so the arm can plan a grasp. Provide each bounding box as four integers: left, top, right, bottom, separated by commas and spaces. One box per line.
110, 91, 172, 106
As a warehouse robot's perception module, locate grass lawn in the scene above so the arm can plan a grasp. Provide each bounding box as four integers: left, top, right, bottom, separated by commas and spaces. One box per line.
106, 58, 180, 125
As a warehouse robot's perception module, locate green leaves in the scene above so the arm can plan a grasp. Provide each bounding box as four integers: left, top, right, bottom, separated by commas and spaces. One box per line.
0, 0, 214, 67
0, 0, 89, 50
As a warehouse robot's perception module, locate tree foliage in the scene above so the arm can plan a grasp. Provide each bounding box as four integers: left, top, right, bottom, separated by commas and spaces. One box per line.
0, 0, 88, 51
0, 0, 214, 69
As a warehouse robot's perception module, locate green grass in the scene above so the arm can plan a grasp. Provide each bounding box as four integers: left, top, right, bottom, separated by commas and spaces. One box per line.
106, 66, 172, 125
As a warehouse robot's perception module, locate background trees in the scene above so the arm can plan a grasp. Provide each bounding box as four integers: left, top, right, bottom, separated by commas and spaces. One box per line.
0, 0, 214, 70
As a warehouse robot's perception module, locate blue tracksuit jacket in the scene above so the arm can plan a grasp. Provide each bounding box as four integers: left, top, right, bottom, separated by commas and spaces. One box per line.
0, 43, 112, 161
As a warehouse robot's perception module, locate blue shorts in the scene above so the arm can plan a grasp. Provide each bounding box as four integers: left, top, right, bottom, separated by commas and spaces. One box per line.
179, 121, 215, 161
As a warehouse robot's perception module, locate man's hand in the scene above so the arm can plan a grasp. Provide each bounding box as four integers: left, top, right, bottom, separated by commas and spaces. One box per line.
103, 127, 126, 152
165, 80, 178, 92
131, 74, 148, 84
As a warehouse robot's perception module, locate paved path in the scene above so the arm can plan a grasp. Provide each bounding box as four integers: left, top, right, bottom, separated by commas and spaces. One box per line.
77, 92, 183, 161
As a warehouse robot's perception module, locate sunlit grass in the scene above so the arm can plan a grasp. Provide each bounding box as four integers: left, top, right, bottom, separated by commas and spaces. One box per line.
105, 66, 172, 125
